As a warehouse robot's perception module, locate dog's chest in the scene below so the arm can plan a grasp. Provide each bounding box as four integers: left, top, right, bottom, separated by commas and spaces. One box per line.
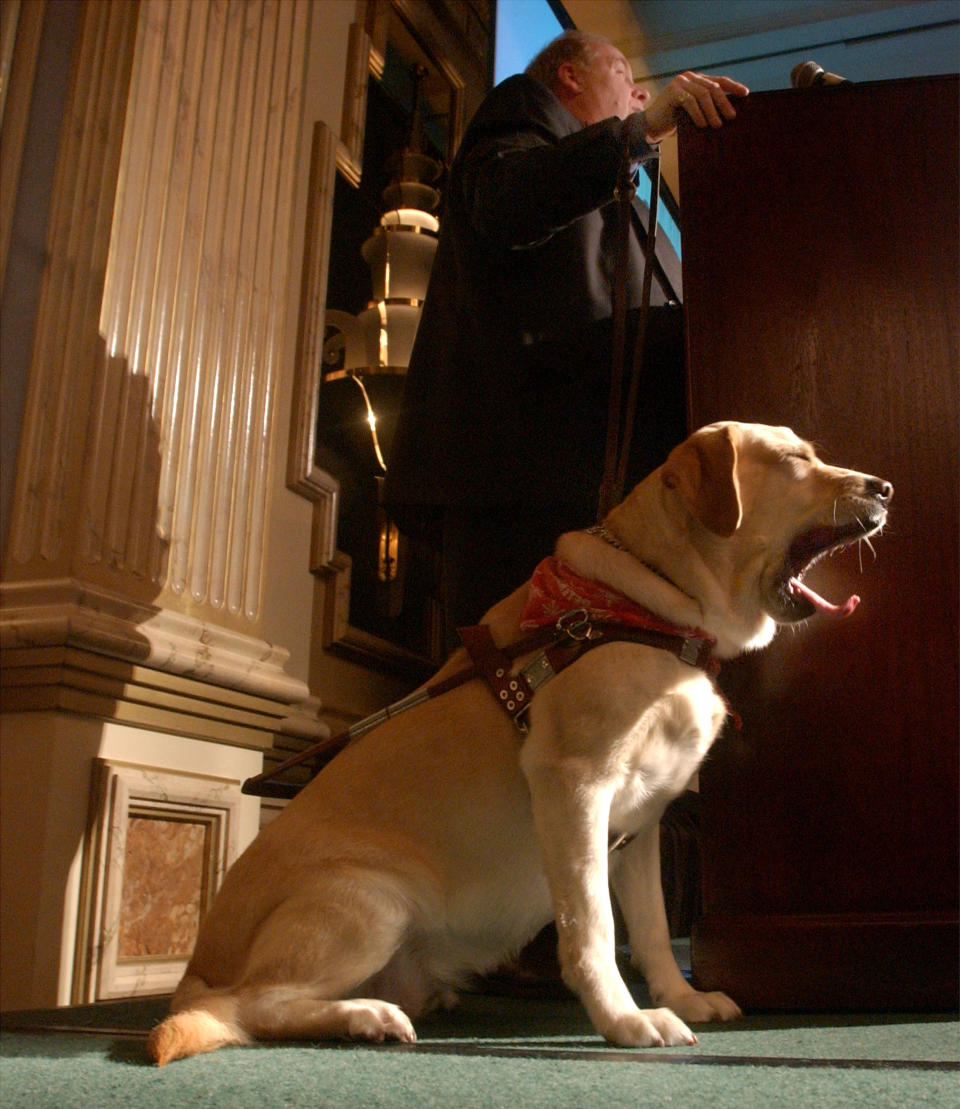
610, 683, 726, 821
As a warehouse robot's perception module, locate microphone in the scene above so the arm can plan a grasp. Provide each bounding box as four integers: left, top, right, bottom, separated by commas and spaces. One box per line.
790, 60, 851, 88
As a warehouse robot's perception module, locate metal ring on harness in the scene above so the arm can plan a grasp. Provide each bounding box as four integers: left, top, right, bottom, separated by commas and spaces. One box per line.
555, 608, 599, 641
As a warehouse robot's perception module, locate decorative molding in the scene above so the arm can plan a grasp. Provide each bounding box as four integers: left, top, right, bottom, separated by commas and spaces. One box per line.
0, 644, 314, 749
336, 21, 373, 187
315, 549, 353, 644
313, 551, 434, 679
391, 0, 469, 159
0, 577, 311, 706
287, 119, 341, 557
286, 0, 488, 675
0, 0, 46, 290
287, 0, 479, 510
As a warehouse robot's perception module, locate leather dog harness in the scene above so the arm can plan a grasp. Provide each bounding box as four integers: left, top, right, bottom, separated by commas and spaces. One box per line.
459, 555, 719, 734
241, 555, 725, 802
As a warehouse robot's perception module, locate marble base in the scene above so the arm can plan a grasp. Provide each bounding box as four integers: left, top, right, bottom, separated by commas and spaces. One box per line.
0, 713, 263, 1010
0, 582, 330, 1009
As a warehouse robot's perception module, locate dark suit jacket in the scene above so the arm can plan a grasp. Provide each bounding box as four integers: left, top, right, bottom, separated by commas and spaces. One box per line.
384, 74, 681, 525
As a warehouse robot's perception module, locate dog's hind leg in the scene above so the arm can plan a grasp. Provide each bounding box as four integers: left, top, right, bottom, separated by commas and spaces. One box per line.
148, 982, 417, 1066
240, 988, 416, 1043
149, 876, 417, 1065
237, 885, 418, 1042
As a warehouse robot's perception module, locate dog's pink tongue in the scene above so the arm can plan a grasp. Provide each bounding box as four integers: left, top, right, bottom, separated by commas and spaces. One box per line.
789, 576, 860, 618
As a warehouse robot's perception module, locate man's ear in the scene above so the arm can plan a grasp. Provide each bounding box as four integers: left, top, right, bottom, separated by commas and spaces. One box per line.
556, 60, 584, 95
661, 424, 742, 537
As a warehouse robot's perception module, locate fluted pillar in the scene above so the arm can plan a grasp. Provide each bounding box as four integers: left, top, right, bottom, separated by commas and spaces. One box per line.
3, 0, 313, 709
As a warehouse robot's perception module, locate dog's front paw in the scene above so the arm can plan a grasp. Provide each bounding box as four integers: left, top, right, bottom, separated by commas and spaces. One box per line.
344, 999, 417, 1043
664, 989, 743, 1024
602, 1006, 697, 1048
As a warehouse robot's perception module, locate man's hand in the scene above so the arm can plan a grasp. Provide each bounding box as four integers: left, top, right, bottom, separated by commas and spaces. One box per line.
640, 72, 749, 144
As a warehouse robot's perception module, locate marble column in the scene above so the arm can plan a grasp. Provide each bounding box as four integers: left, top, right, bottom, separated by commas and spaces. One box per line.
1, 0, 327, 1008
3, 0, 315, 710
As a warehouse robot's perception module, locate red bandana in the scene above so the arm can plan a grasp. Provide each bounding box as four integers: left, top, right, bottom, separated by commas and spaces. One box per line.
519, 557, 738, 726
520, 557, 712, 641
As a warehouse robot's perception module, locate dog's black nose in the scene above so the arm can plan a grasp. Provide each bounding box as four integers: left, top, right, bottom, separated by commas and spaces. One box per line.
869, 478, 893, 502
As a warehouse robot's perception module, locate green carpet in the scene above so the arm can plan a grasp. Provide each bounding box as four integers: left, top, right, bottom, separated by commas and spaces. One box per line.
3, 985, 957, 1109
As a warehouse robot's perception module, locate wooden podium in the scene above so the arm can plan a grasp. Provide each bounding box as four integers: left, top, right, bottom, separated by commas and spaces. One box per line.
677, 76, 958, 1010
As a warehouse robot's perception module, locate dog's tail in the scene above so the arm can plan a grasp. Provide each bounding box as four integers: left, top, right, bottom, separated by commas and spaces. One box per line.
147, 975, 249, 1066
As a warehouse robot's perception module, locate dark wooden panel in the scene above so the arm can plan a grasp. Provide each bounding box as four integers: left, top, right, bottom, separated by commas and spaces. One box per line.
678, 77, 959, 1009
692, 913, 959, 1012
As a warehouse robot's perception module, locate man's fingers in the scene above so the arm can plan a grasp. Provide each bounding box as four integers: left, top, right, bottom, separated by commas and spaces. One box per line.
676, 72, 746, 128
640, 72, 748, 141
676, 88, 707, 127
713, 75, 750, 97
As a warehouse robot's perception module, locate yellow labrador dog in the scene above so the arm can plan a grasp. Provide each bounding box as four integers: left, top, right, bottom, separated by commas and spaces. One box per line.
149, 422, 892, 1065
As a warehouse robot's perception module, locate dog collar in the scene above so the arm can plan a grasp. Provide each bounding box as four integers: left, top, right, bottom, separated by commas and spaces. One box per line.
585, 523, 694, 599
585, 522, 629, 551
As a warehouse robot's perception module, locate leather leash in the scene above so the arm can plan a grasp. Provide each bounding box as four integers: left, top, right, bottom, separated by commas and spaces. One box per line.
598, 149, 663, 521
616, 156, 661, 502
241, 622, 568, 799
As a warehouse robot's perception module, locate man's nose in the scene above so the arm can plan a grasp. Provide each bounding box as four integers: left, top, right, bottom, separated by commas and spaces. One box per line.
631, 85, 650, 107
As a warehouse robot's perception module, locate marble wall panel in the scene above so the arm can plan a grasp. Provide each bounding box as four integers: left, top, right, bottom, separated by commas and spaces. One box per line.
78, 757, 245, 1000
117, 814, 207, 960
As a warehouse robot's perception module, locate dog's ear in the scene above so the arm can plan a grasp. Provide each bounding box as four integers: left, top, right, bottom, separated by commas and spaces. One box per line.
662, 424, 742, 536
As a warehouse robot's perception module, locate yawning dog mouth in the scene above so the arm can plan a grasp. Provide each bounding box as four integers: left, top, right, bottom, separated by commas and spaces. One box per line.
770, 512, 887, 623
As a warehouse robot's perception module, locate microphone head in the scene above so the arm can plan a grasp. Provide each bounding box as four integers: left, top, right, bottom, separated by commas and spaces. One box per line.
791, 61, 824, 88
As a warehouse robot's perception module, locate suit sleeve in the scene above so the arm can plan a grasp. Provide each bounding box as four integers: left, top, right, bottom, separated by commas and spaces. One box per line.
457, 85, 655, 249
